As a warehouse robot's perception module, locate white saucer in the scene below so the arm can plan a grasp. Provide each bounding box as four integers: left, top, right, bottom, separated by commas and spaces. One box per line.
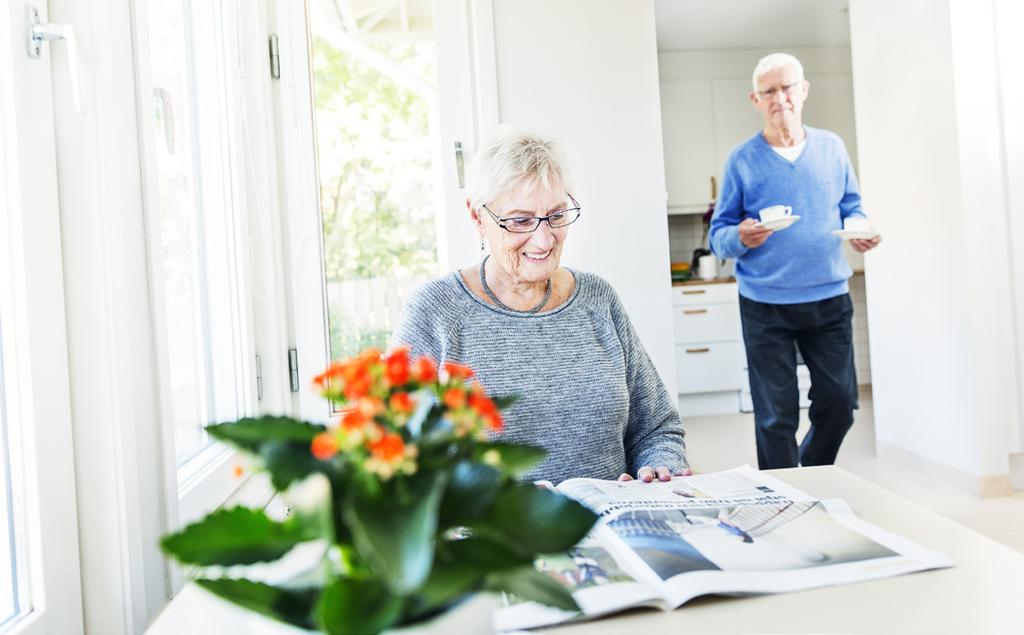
757, 215, 800, 231
832, 229, 880, 240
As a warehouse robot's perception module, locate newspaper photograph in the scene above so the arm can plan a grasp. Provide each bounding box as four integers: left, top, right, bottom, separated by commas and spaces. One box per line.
495, 465, 954, 632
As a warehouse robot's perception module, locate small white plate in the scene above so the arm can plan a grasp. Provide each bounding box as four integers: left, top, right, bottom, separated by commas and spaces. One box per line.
832, 229, 880, 240
756, 215, 800, 231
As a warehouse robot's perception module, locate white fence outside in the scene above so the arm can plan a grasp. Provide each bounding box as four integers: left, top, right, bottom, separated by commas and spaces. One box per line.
326, 272, 435, 357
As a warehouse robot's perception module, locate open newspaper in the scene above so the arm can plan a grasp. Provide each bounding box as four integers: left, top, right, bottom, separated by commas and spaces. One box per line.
496, 465, 953, 631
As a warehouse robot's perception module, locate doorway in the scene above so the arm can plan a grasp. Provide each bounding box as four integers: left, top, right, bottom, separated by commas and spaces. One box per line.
653, 0, 872, 422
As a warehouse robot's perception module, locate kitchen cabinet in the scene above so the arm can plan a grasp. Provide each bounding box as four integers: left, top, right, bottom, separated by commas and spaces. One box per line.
673, 281, 811, 417
673, 281, 745, 416
660, 80, 718, 214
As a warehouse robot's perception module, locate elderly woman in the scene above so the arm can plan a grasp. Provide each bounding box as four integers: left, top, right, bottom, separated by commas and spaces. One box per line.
391, 126, 688, 484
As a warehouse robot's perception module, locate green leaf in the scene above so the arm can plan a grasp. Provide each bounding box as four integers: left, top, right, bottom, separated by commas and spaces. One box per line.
196, 578, 319, 629
444, 535, 533, 569
161, 507, 316, 566
316, 576, 404, 635
402, 560, 482, 622
207, 416, 325, 453
491, 394, 520, 410
344, 472, 447, 593
477, 442, 546, 477
482, 485, 597, 554
487, 566, 580, 612
261, 440, 327, 491
438, 461, 501, 527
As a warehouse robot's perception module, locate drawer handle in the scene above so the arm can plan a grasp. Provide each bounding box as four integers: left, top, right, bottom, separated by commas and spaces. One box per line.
682, 290, 706, 295
685, 347, 711, 354
683, 309, 708, 315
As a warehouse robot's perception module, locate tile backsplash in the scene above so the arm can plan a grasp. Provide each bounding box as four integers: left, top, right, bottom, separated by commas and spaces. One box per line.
667, 213, 709, 264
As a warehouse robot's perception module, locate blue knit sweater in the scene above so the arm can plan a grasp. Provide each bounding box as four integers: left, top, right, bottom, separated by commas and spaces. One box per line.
709, 126, 867, 304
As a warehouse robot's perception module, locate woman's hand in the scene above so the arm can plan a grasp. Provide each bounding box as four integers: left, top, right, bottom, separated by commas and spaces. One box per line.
617, 466, 694, 482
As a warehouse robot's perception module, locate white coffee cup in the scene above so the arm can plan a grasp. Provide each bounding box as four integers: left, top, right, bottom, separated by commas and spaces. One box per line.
759, 205, 793, 223
844, 216, 871, 231
698, 254, 718, 280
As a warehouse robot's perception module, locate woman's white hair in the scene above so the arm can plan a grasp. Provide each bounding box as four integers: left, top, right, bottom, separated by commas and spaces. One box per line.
751, 53, 805, 92
466, 124, 573, 209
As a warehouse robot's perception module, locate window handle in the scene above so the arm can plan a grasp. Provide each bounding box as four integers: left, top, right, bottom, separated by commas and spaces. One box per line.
27, 5, 84, 114
454, 141, 465, 188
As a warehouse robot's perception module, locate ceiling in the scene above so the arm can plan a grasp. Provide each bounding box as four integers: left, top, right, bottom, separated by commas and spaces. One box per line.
654, 0, 850, 51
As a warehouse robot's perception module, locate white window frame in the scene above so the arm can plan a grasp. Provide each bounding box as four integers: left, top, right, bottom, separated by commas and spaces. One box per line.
268, 0, 500, 425
0, 4, 84, 633
132, 0, 292, 535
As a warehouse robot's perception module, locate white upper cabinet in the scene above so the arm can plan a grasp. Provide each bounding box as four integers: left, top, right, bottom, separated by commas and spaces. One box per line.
661, 80, 717, 213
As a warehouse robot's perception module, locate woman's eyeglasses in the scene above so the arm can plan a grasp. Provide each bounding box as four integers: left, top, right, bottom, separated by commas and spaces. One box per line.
482, 194, 582, 233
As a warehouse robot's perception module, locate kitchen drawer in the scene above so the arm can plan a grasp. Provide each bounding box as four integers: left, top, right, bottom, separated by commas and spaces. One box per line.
676, 341, 743, 394
673, 302, 740, 344
672, 283, 737, 306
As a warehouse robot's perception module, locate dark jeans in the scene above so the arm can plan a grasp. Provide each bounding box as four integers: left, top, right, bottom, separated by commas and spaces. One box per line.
739, 293, 858, 469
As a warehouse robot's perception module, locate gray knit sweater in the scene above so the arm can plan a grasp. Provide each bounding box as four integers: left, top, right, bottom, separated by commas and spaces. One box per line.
390, 269, 688, 484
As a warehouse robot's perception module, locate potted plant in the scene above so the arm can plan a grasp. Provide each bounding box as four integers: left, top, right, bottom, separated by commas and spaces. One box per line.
160, 347, 598, 634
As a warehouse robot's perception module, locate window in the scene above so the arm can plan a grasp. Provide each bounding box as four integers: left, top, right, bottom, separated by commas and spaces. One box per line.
0, 332, 22, 630
140, 0, 254, 468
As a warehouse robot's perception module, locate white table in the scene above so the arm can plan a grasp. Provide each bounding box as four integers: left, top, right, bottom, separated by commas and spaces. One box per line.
147, 467, 1024, 634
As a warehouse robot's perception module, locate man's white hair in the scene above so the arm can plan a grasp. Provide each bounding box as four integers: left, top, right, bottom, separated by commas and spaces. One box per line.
751, 53, 805, 92
466, 124, 572, 209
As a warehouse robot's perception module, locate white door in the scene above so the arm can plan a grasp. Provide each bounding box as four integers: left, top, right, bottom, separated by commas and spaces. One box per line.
275, 0, 491, 422
0, 4, 84, 634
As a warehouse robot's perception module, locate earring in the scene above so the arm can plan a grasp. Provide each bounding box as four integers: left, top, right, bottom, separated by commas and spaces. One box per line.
480, 237, 485, 257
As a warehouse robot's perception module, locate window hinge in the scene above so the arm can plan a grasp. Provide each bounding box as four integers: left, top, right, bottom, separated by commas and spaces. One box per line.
268, 34, 280, 80
288, 348, 299, 393
255, 353, 263, 401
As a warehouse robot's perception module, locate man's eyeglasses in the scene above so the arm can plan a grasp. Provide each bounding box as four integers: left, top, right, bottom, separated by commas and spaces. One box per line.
482, 194, 582, 233
756, 82, 801, 99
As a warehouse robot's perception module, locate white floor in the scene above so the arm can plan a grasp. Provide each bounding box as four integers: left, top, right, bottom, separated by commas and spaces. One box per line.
683, 386, 1024, 553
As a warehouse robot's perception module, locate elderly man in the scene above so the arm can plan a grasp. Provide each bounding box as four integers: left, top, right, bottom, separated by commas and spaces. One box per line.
709, 53, 880, 470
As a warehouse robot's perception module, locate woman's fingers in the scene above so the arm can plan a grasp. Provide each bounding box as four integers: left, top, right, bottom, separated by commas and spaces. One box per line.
623, 467, 692, 482
637, 466, 655, 482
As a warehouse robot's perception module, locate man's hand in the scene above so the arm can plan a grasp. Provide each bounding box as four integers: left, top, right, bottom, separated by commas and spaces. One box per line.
738, 218, 773, 248
617, 466, 694, 483
850, 235, 882, 253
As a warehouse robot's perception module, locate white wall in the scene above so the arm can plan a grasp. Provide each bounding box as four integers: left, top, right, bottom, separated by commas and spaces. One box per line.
849, 0, 1018, 486
994, 0, 1024, 459
490, 0, 679, 395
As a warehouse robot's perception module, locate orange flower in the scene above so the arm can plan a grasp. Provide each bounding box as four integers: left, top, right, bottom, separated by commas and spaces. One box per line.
484, 411, 503, 432
443, 361, 474, 381
357, 396, 385, 418
384, 347, 411, 386
368, 432, 406, 463
468, 393, 497, 416
232, 464, 245, 478
343, 368, 372, 401
412, 357, 437, 384
311, 432, 339, 460
390, 391, 415, 414
340, 408, 368, 432
443, 387, 467, 410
